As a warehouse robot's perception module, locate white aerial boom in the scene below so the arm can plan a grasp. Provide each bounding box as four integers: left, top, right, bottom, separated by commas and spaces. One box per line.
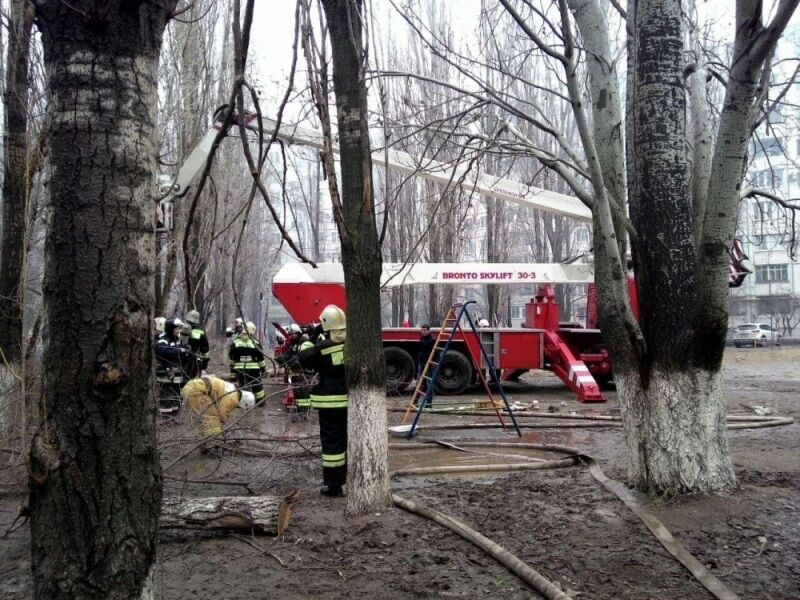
262, 117, 591, 221
158, 111, 750, 287
157, 110, 590, 233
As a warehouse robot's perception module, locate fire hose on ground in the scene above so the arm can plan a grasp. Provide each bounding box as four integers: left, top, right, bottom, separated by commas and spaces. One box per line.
388, 429, 798, 600
387, 405, 794, 430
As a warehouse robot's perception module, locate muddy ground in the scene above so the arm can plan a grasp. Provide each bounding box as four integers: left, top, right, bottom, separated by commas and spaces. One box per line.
1, 346, 798, 599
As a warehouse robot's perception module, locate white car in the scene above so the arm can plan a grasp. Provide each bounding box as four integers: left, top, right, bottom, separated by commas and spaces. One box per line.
733, 323, 782, 348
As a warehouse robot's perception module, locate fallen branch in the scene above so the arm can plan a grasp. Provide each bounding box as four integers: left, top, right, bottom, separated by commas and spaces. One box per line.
161, 494, 292, 536
233, 534, 288, 567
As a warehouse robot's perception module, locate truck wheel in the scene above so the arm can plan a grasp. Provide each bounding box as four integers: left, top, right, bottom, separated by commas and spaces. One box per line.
384, 346, 414, 395
435, 350, 472, 395
594, 375, 615, 390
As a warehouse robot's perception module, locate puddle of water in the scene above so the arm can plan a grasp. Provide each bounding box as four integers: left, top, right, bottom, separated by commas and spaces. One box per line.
389, 445, 557, 473
518, 429, 595, 447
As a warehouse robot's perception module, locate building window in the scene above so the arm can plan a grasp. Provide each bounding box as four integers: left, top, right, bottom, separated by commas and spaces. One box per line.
755, 263, 788, 283
752, 199, 777, 221
576, 228, 590, 243
511, 305, 525, 320
758, 234, 785, 250
754, 136, 783, 157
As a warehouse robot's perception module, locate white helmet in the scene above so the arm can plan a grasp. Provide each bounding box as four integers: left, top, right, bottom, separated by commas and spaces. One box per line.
187, 309, 200, 324
154, 316, 166, 333
319, 305, 346, 332
478, 318, 490, 327
239, 390, 256, 409
246, 321, 257, 336
235, 317, 243, 326
165, 318, 183, 335
288, 323, 302, 335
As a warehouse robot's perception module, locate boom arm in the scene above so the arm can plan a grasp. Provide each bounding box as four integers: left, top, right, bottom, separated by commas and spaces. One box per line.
160, 112, 750, 289
159, 109, 587, 234
263, 117, 591, 222
157, 113, 257, 232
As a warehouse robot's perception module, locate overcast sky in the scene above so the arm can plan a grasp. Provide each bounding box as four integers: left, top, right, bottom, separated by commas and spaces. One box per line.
248, 1, 796, 121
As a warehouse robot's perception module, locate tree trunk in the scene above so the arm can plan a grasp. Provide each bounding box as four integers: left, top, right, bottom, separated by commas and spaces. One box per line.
623, 0, 734, 494
180, 22, 208, 317
0, 0, 34, 364
321, 0, 392, 515
29, 2, 176, 598
616, 369, 734, 494
161, 495, 292, 536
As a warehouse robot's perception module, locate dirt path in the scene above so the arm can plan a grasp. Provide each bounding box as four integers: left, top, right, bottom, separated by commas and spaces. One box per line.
1, 346, 797, 599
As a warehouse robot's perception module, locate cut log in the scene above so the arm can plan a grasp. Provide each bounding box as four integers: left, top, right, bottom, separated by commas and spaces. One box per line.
161, 495, 292, 536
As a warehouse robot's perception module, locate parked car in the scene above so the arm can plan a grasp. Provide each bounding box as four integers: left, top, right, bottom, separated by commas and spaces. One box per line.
733, 323, 782, 347
725, 327, 736, 346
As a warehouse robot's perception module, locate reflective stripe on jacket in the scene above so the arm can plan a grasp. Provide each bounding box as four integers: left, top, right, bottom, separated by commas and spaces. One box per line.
229, 335, 266, 371
298, 339, 347, 409
189, 326, 210, 357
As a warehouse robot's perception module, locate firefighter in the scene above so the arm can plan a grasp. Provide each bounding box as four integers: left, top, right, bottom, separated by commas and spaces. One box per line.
181, 375, 255, 453
299, 305, 348, 497
154, 316, 166, 336
186, 309, 210, 371
417, 324, 435, 378
155, 318, 194, 412
155, 319, 193, 372
228, 321, 266, 403
226, 317, 244, 339
277, 324, 315, 416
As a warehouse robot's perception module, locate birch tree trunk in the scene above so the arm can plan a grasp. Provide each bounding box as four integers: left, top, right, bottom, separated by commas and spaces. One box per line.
28, 2, 176, 598
161, 495, 292, 535
320, 0, 392, 515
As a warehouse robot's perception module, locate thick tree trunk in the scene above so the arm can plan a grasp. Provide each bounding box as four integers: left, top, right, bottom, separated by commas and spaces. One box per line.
0, 0, 34, 364
624, 0, 734, 494
29, 2, 175, 598
161, 495, 292, 535
321, 0, 392, 514
616, 369, 735, 495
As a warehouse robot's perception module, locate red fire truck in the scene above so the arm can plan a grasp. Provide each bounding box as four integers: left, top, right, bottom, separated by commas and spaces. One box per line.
273, 261, 615, 403
272, 251, 749, 404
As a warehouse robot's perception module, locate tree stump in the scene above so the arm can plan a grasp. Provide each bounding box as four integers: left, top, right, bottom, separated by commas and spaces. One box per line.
161, 495, 292, 536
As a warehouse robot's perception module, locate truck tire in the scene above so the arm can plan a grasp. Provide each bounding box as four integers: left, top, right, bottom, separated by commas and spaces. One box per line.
434, 350, 472, 395
384, 346, 414, 395
594, 374, 615, 390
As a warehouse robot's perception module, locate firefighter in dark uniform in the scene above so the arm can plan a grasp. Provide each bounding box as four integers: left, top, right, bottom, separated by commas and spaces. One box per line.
299, 305, 348, 497
186, 309, 210, 371
228, 321, 266, 403
277, 323, 315, 416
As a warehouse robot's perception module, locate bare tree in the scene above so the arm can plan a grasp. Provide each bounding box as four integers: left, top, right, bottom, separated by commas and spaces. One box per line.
305, 0, 391, 514
28, 2, 177, 597
0, 0, 35, 364
491, 0, 799, 495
